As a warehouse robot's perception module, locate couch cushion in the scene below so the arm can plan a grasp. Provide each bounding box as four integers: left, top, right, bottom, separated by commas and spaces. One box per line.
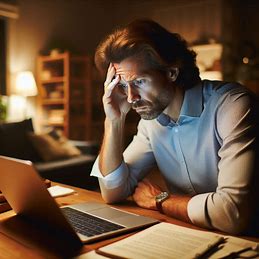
28, 130, 81, 162
0, 119, 40, 161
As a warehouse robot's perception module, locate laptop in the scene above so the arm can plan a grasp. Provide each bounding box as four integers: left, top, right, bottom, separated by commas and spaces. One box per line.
0, 155, 158, 245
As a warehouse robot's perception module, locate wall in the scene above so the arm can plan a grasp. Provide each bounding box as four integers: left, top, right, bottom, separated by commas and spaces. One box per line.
112, 0, 222, 44
7, 0, 223, 91
7, 0, 118, 93
4, 0, 225, 126
5, 0, 258, 127
6, 0, 259, 90
221, 0, 259, 82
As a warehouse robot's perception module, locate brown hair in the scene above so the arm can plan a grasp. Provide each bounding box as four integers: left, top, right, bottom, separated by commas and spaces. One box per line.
95, 19, 201, 89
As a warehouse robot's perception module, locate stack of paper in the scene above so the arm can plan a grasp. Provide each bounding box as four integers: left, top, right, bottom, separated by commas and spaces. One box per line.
81, 222, 259, 259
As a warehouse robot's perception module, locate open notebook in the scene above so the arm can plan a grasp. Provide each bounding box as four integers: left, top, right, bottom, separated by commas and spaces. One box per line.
94, 222, 259, 259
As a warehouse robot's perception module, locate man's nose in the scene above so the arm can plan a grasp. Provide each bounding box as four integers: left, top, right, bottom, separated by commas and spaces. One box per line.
127, 84, 141, 103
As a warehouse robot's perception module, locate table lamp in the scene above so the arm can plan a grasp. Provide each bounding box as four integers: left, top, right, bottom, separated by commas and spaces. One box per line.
15, 71, 38, 118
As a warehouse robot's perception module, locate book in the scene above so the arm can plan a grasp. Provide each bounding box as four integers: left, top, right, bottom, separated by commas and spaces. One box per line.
95, 222, 259, 259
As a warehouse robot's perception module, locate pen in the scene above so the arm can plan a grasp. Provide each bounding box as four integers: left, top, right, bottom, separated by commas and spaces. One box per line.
193, 236, 226, 259
219, 246, 259, 259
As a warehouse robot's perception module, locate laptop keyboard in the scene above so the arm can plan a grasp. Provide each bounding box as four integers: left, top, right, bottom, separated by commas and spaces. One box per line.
61, 207, 125, 237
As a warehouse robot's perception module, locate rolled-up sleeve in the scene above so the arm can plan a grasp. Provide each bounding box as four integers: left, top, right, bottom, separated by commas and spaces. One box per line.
91, 156, 128, 189
188, 90, 258, 234
91, 157, 134, 203
90, 120, 156, 203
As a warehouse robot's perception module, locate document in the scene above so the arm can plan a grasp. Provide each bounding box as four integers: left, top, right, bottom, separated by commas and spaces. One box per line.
96, 222, 259, 259
48, 185, 76, 197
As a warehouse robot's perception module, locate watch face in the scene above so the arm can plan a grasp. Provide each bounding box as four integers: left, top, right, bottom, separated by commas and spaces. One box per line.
156, 192, 169, 202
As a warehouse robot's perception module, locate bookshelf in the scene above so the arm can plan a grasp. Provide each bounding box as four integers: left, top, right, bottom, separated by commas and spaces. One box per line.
37, 51, 92, 140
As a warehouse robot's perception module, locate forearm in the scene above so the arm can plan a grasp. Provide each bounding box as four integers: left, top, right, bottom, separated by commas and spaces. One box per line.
162, 195, 192, 223
99, 116, 126, 176
133, 179, 192, 223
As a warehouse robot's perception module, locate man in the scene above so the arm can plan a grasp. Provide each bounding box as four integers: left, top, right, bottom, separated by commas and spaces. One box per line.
91, 19, 258, 235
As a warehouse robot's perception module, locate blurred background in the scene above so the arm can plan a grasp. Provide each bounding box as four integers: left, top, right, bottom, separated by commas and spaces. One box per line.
0, 0, 258, 144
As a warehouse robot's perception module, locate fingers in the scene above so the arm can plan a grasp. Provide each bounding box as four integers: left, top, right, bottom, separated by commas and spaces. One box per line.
142, 178, 151, 184
103, 63, 121, 98
141, 178, 156, 189
136, 179, 151, 189
104, 63, 116, 88
143, 178, 161, 190
103, 74, 120, 98
132, 181, 159, 210
135, 179, 162, 196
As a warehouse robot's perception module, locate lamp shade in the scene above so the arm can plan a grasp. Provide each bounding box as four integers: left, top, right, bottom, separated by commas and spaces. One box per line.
15, 71, 38, 97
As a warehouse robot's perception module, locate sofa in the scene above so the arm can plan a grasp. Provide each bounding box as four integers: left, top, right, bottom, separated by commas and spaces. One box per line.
0, 119, 99, 190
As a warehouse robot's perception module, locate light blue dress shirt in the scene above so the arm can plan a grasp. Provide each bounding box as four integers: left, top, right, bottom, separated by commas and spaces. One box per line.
91, 80, 258, 234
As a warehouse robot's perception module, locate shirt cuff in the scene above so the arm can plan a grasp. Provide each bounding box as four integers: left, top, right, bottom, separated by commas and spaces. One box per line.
187, 193, 212, 229
90, 156, 128, 189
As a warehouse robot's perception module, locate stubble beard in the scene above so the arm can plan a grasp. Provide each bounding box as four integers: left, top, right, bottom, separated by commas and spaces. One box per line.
132, 90, 171, 120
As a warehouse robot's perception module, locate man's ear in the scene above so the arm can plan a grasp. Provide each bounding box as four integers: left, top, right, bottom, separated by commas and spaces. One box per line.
168, 67, 179, 82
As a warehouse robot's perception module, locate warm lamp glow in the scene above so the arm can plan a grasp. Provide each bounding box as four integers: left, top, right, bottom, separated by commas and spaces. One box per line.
15, 71, 38, 96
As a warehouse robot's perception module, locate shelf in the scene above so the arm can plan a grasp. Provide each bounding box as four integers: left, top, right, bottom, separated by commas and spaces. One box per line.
42, 99, 65, 105
40, 77, 66, 84
46, 122, 64, 127
37, 51, 93, 140
40, 52, 69, 62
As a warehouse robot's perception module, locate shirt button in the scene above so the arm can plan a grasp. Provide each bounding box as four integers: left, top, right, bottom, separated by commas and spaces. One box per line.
174, 128, 178, 133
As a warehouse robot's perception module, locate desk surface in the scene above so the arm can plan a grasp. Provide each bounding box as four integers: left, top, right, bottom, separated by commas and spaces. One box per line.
0, 183, 258, 259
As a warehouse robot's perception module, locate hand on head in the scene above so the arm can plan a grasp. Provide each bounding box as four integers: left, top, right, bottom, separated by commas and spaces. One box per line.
102, 63, 131, 120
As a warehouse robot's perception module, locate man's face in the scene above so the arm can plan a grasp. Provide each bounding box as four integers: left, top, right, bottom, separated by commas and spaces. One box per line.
114, 57, 173, 120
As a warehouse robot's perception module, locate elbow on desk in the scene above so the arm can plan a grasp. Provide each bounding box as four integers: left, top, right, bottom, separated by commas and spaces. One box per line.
98, 183, 129, 204
209, 201, 252, 235
216, 216, 249, 235
101, 193, 130, 205
101, 194, 121, 204
190, 193, 252, 235
98, 179, 132, 204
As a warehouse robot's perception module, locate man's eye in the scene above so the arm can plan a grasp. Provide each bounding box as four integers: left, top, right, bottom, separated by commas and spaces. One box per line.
135, 79, 145, 86
118, 83, 127, 89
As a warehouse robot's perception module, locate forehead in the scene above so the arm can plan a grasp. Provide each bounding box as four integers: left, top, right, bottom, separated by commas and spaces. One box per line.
114, 57, 151, 81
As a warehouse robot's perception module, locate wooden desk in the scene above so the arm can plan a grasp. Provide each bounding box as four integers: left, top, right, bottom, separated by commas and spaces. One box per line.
0, 184, 258, 258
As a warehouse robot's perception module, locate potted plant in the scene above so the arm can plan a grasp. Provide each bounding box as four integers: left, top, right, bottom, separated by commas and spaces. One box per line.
0, 95, 7, 122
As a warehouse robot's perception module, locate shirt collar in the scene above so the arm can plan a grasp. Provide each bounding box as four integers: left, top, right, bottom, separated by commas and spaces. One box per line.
179, 82, 203, 117
157, 82, 203, 126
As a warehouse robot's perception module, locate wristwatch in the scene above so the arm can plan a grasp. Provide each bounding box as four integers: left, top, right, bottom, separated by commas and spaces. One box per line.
155, 191, 169, 214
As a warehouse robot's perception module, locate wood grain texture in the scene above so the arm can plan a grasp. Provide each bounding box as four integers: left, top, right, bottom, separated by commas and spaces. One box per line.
0, 182, 258, 258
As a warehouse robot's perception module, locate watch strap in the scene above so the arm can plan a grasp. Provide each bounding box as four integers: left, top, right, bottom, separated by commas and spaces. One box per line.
156, 200, 164, 214
155, 191, 169, 214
